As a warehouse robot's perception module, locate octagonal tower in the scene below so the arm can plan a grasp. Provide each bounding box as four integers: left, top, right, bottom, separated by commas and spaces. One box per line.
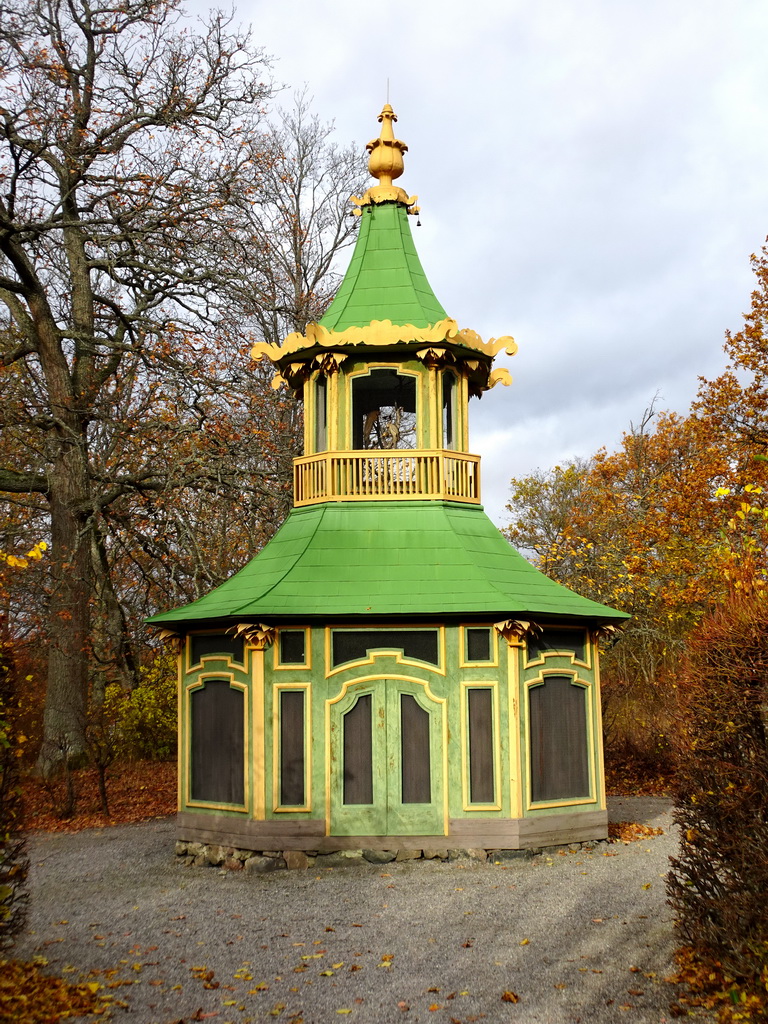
149, 106, 628, 859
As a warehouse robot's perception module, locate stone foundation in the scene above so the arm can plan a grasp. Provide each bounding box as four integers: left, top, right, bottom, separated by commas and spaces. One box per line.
174, 840, 602, 871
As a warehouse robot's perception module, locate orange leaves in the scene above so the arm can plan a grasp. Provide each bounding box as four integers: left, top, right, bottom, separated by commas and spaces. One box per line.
22, 759, 176, 832
608, 821, 664, 843
0, 958, 110, 1023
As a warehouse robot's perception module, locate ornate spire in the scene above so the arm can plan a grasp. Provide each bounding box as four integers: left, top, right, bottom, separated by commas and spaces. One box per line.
367, 104, 406, 187
351, 104, 419, 214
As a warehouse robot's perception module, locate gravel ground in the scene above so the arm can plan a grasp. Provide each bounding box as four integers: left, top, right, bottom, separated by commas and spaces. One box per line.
14, 797, 711, 1024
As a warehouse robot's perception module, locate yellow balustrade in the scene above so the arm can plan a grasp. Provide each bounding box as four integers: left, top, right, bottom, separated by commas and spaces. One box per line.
293, 450, 481, 506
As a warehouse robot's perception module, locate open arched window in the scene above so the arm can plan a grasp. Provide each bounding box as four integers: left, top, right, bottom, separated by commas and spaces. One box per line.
352, 368, 417, 450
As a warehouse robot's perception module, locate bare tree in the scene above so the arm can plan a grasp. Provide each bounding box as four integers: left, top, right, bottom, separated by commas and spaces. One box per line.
0, 0, 275, 768
0, 1, 365, 771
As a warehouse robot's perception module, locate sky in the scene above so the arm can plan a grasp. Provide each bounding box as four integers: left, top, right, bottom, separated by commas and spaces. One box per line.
196, 0, 768, 524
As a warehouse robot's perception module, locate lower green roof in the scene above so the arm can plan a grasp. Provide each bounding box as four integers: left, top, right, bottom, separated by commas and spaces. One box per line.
148, 501, 628, 627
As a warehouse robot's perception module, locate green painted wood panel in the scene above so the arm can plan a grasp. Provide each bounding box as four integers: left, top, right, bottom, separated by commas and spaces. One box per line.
328, 678, 444, 836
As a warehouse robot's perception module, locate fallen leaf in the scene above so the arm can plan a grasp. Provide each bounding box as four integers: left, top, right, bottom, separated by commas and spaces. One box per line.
502, 990, 519, 1003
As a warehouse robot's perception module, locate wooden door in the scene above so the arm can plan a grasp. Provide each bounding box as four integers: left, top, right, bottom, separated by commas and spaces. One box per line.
329, 679, 444, 837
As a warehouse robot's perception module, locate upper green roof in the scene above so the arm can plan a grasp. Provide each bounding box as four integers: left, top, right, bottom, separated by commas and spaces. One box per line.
319, 202, 448, 332
148, 501, 628, 627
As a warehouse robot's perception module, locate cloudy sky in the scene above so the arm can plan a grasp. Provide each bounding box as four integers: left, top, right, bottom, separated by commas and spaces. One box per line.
204, 0, 768, 524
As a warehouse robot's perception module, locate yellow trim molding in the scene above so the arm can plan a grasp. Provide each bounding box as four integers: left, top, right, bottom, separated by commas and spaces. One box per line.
271, 682, 312, 814
459, 680, 502, 812
523, 670, 597, 813
325, 624, 446, 678
273, 626, 312, 671
184, 671, 249, 814
251, 318, 517, 367
459, 624, 499, 668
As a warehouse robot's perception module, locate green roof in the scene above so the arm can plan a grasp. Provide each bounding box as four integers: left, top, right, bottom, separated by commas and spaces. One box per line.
319, 202, 448, 332
148, 501, 628, 627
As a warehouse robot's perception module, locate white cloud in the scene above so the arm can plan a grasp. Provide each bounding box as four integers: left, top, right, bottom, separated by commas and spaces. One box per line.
190, 0, 768, 523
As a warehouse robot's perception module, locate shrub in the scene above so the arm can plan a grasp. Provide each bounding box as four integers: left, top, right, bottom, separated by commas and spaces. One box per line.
0, 643, 28, 945
101, 653, 177, 763
667, 593, 768, 990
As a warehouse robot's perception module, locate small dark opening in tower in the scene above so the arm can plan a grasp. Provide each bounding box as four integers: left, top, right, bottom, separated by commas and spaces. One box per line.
352, 368, 417, 449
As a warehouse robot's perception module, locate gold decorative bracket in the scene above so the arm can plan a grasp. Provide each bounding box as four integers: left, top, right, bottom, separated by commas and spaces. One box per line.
494, 619, 543, 646
228, 622, 276, 650
591, 624, 624, 646
416, 345, 455, 370
155, 628, 183, 655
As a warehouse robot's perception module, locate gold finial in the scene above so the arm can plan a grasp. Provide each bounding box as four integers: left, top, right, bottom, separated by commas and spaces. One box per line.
350, 104, 420, 215
366, 104, 407, 187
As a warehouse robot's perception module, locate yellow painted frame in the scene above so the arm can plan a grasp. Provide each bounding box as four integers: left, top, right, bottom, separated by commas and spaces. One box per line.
459, 680, 502, 812
523, 670, 597, 812
273, 626, 312, 672
459, 624, 499, 668
325, 673, 449, 836
325, 624, 446, 678
271, 682, 312, 813
592, 642, 607, 811
176, 650, 183, 812
185, 630, 249, 674
183, 671, 250, 814
524, 626, 592, 671
251, 647, 266, 819
438, 367, 469, 453
507, 640, 523, 818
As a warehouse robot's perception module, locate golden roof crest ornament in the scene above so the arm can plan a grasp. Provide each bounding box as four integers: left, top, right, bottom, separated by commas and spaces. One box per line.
351, 104, 420, 215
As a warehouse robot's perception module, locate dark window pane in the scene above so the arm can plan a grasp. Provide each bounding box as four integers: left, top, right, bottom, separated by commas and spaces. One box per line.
468, 688, 495, 803
528, 629, 586, 663
315, 375, 327, 452
190, 634, 244, 665
191, 680, 244, 804
332, 629, 439, 668
343, 694, 373, 805
280, 691, 305, 806
280, 630, 306, 665
352, 368, 417, 450
401, 694, 431, 804
529, 676, 589, 802
442, 371, 456, 449
466, 627, 492, 662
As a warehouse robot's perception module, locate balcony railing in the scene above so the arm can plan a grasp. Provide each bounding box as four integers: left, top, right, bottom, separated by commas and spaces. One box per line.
293, 449, 481, 506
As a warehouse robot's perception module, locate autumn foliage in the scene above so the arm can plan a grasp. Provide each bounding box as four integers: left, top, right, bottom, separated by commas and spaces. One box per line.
667, 593, 768, 1017
508, 240, 768, 1016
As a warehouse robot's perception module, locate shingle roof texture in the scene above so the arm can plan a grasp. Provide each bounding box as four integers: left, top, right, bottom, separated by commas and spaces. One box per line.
319, 202, 448, 331
148, 501, 628, 626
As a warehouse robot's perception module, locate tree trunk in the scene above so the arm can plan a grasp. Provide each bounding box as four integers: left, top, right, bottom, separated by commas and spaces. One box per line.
37, 450, 92, 774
